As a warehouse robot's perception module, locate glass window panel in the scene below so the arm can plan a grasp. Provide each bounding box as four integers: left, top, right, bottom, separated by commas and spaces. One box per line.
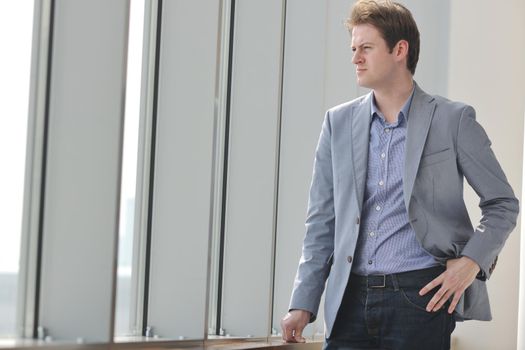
115, 0, 145, 338
0, 1, 35, 338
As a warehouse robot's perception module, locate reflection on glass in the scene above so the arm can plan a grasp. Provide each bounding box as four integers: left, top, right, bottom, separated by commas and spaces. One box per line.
115, 0, 145, 337
0, 1, 34, 338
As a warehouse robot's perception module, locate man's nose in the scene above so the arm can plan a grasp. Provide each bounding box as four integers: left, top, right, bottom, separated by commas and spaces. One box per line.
351, 51, 362, 64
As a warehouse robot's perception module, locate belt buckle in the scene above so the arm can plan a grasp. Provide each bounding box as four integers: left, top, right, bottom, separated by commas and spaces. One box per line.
369, 274, 386, 288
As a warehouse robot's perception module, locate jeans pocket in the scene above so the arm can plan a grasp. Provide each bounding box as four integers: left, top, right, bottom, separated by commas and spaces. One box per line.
399, 288, 436, 313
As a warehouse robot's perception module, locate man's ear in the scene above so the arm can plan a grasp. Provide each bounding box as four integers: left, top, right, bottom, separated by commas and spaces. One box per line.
394, 40, 409, 60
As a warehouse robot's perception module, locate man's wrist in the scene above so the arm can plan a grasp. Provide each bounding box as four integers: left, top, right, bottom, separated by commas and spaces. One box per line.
289, 309, 314, 322
459, 255, 485, 280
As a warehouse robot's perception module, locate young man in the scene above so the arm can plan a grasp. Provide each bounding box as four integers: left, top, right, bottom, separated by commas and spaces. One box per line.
280, 1, 519, 349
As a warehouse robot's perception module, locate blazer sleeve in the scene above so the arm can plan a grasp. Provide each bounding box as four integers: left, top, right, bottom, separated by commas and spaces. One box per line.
456, 105, 519, 279
288, 111, 336, 321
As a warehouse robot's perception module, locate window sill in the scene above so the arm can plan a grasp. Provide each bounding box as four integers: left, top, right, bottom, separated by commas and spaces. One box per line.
0, 337, 323, 350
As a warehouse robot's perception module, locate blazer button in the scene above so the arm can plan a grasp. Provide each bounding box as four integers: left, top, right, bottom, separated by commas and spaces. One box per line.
347, 256, 353, 263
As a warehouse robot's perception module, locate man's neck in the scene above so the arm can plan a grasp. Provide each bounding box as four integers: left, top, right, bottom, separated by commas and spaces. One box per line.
372, 77, 414, 123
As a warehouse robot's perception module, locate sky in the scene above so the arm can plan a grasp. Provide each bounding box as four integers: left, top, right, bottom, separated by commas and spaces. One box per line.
0, 2, 33, 274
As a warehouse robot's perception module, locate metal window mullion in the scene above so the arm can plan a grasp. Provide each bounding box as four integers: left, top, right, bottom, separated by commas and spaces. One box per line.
16, 0, 54, 339
205, 0, 233, 338
268, 0, 287, 338
129, 0, 163, 337
109, 1, 132, 342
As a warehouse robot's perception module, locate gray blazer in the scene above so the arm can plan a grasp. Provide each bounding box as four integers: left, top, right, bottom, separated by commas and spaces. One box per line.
289, 83, 519, 338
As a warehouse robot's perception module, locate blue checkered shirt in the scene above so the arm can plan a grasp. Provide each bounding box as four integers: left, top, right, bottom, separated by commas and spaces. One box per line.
352, 90, 438, 275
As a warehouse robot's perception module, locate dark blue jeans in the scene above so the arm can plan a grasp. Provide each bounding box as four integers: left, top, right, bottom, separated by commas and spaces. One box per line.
324, 266, 456, 350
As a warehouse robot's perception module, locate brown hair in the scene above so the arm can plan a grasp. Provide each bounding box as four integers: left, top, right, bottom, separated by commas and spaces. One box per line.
346, 0, 420, 75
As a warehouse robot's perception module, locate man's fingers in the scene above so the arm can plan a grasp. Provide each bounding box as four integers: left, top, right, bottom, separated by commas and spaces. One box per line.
420, 258, 479, 313
448, 292, 462, 314
281, 325, 293, 342
426, 286, 446, 312
419, 274, 444, 296
293, 328, 306, 343
280, 310, 310, 343
280, 320, 295, 342
431, 289, 453, 312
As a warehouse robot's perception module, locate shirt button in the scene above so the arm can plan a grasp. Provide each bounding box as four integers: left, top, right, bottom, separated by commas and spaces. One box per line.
368, 260, 373, 265
375, 205, 381, 211
369, 231, 375, 237
380, 153, 386, 159
347, 256, 353, 263
379, 180, 384, 186
385, 128, 391, 133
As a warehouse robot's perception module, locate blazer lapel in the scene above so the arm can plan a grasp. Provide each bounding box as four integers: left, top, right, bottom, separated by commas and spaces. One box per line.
403, 84, 436, 210
350, 93, 373, 213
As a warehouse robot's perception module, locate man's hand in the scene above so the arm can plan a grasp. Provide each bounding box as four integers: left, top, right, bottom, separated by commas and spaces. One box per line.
419, 256, 480, 314
280, 310, 311, 343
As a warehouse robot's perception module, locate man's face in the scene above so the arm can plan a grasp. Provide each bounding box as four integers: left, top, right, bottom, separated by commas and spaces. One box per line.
351, 24, 398, 90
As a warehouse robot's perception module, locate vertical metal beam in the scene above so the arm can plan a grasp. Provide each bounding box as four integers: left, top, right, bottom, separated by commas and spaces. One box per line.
17, 0, 54, 339
128, 0, 162, 338
269, 0, 288, 338
206, 0, 234, 338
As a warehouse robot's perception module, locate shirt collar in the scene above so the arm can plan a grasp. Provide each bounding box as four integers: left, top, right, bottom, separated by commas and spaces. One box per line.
370, 85, 415, 124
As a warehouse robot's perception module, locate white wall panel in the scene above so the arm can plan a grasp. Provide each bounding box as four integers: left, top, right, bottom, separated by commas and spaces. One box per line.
447, 1, 524, 349
221, 0, 285, 338
146, 0, 221, 340
400, 0, 450, 96
39, 0, 129, 342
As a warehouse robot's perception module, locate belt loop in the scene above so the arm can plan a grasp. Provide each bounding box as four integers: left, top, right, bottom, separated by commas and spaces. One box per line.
391, 274, 399, 291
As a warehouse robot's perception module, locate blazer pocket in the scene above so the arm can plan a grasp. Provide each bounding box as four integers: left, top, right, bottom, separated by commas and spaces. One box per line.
419, 147, 454, 168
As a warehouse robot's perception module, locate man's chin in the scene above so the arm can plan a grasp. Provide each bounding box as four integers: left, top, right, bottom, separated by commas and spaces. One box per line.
356, 79, 371, 89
